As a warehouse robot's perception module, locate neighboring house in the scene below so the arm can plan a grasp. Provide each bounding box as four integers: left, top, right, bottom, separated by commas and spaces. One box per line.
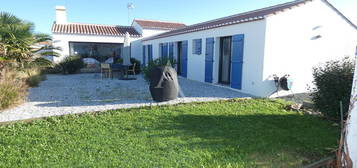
130, 19, 186, 62
141, 0, 357, 97
51, 6, 185, 63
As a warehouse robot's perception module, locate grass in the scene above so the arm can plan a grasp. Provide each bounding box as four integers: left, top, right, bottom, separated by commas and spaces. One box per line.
0, 99, 339, 167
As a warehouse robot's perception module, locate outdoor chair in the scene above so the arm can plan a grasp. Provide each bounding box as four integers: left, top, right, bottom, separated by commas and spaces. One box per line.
100, 63, 112, 79
127, 63, 136, 76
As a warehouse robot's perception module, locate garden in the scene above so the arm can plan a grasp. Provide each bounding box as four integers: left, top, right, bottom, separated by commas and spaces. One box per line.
0, 12, 355, 167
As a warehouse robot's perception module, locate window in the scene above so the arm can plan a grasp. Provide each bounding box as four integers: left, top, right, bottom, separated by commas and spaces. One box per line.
159, 43, 168, 58
69, 42, 122, 63
192, 39, 202, 55
159, 43, 163, 58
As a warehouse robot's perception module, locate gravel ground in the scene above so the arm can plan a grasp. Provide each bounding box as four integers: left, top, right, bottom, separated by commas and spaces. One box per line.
0, 73, 251, 123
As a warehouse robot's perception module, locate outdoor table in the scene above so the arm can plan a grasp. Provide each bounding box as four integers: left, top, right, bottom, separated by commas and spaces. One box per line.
111, 64, 131, 79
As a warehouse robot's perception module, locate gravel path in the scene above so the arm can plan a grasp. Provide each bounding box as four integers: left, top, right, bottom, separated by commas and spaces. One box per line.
0, 73, 251, 123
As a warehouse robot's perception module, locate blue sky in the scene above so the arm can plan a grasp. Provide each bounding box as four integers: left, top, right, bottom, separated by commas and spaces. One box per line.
1, 0, 356, 34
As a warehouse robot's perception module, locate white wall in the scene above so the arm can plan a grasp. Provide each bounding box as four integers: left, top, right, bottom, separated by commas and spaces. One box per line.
143, 20, 267, 96
263, 0, 357, 97
52, 33, 140, 62
348, 61, 357, 166
346, 59, 357, 168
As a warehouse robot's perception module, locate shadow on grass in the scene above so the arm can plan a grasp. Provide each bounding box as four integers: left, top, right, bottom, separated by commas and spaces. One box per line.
149, 113, 338, 167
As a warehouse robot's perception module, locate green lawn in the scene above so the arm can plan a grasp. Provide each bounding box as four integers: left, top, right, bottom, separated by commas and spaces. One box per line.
0, 99, 338, 167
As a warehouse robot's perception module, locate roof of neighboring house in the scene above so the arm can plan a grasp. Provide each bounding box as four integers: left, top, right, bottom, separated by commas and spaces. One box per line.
144, 0, 356, 41
133, 19, 186, 30
51, 22, 142, 37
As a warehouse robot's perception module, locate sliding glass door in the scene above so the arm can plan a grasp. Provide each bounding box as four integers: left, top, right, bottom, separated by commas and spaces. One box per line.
69, 42, 123, 63
219, 36, 232, 84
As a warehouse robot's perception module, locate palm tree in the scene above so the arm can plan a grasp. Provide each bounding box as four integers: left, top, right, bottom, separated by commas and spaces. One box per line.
0, 12, 60, 69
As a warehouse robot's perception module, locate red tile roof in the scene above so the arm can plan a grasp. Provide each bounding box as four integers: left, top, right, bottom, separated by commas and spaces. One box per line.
144, 0, 312, 41
134, 19, 186, 30
51, 23, 141, 37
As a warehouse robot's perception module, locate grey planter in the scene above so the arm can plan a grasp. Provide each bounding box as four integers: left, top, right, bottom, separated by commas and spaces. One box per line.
149, 66, 179, 102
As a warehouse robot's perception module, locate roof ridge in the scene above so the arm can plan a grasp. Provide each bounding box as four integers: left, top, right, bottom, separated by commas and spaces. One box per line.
183, 0, 309, 28
143, 0, 313, 41
134, 19, 185, 24
63, 22, 133, 28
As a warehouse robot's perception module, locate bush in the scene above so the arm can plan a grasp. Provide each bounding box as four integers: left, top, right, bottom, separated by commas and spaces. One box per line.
43, 64, 63, 74
22, 68, 45, 87
26, 74, 42, 87
142, 57, 177, 82
310, 56, 354, 120
130, 58, 141, 74
0, 69, 27, 110
59, 56, 85, 74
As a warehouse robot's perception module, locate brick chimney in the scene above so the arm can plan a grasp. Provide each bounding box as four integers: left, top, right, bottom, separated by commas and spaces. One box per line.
55, 6, 67, 24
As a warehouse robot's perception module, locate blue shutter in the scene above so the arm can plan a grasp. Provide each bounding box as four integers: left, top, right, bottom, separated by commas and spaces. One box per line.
193, 39, 202, 55
148, 45, 153, 62
231, 34, 244, 90
142, 45, 146, 66
193, 39, 197, 54
159, 44, 163, 58
164, 43, 168, 58
181, 41, 188, 78
169, 42, 174, 60
205, 38, 214, 83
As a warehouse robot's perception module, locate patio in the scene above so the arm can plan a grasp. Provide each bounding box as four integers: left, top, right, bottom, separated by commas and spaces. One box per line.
0, 73, 251, 123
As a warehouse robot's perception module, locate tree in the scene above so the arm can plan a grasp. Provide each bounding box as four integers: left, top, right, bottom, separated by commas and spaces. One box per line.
0, 12, 60, 70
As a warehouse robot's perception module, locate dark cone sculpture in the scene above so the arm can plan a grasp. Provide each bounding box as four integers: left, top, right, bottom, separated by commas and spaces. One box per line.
149, 66, 179, 102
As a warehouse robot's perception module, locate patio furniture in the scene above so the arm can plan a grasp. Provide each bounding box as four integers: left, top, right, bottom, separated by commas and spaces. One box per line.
100, 63, 112, 79
127, 63, 137, 76
111, 64, 131, 80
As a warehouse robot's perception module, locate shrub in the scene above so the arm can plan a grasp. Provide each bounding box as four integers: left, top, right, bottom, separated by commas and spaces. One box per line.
43, 64, 63, 74
310, 56, 354, 120
59, 56, 84, 74
0, 69, 27, 110
130, 58, 141, 74
26, 74, 42, 87
142, 57, 177, 82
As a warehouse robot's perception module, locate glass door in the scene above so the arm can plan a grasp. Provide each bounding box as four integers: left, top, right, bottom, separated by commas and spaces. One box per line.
219, 36, 232, 84
177, 42, 182, 75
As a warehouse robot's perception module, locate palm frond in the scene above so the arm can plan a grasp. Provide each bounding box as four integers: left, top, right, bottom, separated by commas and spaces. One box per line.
36, 51, 60, 57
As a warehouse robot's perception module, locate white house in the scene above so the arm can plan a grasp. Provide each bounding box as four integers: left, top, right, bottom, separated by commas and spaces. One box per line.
51, 6, 185, 63
140, 0, 357, 97
347, 50, 357, 166
130, 19, 186, 62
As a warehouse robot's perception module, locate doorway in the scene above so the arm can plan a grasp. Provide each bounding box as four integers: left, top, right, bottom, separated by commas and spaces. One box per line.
177, 41, 182, 76
219, 36, 232, 84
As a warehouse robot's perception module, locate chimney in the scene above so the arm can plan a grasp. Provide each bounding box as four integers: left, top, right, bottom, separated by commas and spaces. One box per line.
55, 6, 67, 24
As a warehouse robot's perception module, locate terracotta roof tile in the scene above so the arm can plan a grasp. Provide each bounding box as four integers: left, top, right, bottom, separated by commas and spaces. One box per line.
51, 23, 141, 37
144, 0, 312, 41
134, 19, 186, 30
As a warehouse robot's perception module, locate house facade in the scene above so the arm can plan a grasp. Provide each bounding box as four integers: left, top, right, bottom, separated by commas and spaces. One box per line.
140, 0, 357, 97
51, 6, 185, 63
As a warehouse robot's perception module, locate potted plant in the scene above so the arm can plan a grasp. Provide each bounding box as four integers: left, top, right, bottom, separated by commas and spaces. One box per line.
143, 57, 179, 102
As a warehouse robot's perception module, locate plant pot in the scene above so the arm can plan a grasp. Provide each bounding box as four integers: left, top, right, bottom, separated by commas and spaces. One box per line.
149, 66, 179, 102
